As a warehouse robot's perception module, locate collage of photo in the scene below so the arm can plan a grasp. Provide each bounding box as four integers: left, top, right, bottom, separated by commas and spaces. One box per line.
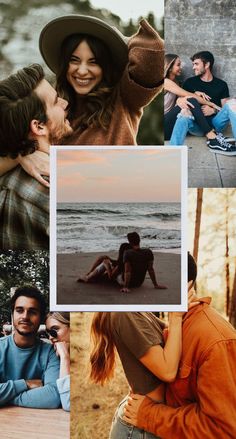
0, 0, 235, 438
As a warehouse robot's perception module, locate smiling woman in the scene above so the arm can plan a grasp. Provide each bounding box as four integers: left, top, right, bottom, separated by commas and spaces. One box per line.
39, 14, 164, 145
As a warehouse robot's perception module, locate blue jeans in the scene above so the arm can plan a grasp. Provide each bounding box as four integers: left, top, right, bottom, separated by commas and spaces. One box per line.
169, 99, 236, 145
109, 396, 161, 439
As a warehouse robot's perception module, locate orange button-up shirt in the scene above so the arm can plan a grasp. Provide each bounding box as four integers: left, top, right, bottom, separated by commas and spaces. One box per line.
137, 298, 236, 438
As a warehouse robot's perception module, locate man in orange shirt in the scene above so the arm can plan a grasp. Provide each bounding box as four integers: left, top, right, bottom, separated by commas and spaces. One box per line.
124, 253, 236, 439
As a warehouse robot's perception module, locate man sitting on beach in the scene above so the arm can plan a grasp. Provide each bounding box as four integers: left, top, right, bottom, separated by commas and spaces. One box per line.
120, 232, 167, 293
0, 64, 72, 249
0, 286, 61, 409
123, 253, 236, 438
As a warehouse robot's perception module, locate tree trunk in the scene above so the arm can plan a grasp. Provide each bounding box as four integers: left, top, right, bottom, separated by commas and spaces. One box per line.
193, 188, 203, 264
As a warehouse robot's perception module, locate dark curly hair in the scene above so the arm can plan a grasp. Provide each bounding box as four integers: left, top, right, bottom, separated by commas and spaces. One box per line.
56, 34, 121, 136
0, 64, 47, 159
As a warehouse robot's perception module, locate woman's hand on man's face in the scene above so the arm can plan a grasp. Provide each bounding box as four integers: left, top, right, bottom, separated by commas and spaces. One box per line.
18, 150, 50, 188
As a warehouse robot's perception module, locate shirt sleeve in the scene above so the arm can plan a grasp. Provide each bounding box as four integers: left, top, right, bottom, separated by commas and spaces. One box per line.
115, 313, 163, 359
10, 348, 61, 409
137, 340, 236, 439
57, 375, 70, 412
120, 19, 164, 111
220, 81, 230, 100
0, 379, 28, 406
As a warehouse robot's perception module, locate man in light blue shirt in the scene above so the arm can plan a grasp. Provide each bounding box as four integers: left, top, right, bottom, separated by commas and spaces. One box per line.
0, 286, 61, 408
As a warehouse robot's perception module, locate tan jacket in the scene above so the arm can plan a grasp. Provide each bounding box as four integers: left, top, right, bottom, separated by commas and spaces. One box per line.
137, 298, 236, 439
70, 19, 164, 145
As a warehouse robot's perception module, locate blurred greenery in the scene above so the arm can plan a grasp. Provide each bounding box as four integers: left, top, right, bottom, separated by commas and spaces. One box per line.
0, 0, 164, 145
0, 250, 49, 326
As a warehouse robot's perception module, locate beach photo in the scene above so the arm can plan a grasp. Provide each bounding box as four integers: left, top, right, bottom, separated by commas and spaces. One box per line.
50, 146, 187, 310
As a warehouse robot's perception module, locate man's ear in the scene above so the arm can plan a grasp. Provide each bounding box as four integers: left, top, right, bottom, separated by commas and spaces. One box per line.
30, 119, 48, 137
205, 61, 210, 71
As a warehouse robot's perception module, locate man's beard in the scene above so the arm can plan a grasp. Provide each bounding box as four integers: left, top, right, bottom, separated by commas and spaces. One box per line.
196, 67, 206, 77
48, 122, 73, 145
15, 326, 37, 337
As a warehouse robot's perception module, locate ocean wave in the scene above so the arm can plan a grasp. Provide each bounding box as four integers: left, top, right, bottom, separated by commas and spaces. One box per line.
57, 207, 124, 215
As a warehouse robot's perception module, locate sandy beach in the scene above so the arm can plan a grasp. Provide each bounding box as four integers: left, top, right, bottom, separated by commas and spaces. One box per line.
57, 251, 181, 306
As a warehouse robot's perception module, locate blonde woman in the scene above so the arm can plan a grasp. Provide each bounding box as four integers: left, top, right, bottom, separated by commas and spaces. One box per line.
46, 312, 70, 412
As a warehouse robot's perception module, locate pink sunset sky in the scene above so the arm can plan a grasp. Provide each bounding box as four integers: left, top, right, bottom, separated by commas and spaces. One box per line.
56, 148, 182, 203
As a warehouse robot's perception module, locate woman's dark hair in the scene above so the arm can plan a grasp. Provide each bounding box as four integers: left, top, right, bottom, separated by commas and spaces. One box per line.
117, 242, 132, 273
164, 54, 179, 79
10, 286, 47, 322
188, 252, 197, 283
56, 34, 120, 134
0, 64, 47, 159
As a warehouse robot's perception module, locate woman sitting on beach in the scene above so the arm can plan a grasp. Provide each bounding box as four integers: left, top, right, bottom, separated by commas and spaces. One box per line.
90, 310, 183, 439
77, 242, 131, 285
164, 53, 231, 148
46, 312, 70, 412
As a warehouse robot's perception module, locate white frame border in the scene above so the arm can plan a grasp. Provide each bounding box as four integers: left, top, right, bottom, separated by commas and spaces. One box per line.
50, 145, 187, 312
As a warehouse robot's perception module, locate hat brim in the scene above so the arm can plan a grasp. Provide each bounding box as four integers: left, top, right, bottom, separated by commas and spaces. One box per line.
39, 15, 128, 75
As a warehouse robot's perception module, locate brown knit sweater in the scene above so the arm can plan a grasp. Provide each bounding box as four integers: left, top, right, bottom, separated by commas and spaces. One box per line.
68, 19, 164, 145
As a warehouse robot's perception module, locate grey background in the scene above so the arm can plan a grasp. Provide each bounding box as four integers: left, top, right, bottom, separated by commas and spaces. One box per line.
165, 0, 236, 95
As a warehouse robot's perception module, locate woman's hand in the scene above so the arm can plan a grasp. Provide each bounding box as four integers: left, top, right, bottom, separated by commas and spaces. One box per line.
54, 341, 70, 359
195, 91, 211, 101
176, 96, 195, 110
18, 151, 50, 188
188, 288, 200, 310
123, 394, 145, 426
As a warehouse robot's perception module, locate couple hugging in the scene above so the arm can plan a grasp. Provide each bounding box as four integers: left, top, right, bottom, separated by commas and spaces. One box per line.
78, 232, 167, 293
0, 14, 163, 250
165, 50, 236, 155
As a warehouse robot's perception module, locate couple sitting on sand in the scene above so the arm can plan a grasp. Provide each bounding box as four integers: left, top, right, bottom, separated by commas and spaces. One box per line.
78, 232, 167, 293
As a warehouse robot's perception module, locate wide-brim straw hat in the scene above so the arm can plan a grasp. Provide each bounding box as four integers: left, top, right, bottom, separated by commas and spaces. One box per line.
39, 14, 128, 74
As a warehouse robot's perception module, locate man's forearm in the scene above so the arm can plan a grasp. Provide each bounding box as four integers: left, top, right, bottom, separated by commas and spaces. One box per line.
148, 267, 158, 287
124, 270, 131, 288
11, 383, 61, 409
0, 380, 28, 406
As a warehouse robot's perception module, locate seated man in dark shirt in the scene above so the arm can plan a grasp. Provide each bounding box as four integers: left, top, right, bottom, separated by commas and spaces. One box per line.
120, 232, 167, 293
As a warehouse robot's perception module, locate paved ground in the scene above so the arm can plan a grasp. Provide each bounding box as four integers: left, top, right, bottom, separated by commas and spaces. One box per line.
166, 128, 236, 188
187, 130, 236, 188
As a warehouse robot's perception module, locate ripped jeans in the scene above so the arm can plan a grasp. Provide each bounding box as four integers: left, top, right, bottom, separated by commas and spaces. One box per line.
109, 396, 161, 439
169, 99, 236, 146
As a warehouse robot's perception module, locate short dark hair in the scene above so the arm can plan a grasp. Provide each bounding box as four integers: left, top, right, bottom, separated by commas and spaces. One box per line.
188, 252, 197, 283
11, 286, 47, 321
0, 64, 48, 159
127, 232, 140, 246
191, 51, 214, 71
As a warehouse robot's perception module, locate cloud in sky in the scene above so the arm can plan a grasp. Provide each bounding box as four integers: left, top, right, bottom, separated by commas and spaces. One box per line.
56, 148, 183, 203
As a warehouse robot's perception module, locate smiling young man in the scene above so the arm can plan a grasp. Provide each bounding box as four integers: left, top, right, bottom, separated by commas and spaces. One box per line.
0, 286, 61, 409
0, 64, 73, 249
123, 253, 236, 438
170, 51, 236, 155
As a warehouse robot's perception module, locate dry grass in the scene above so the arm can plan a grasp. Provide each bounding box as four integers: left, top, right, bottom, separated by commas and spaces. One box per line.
70, 313, 129, 439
